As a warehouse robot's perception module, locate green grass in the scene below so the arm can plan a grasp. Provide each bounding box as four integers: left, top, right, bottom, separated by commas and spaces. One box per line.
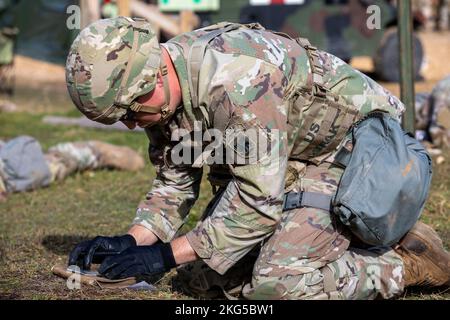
0, 111, 449, 300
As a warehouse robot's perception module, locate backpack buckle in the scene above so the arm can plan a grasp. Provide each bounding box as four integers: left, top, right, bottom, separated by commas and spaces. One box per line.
283, 191, 303, 211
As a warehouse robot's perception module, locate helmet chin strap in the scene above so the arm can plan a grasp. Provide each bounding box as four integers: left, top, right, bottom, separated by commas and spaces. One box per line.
129, 58, 173, 123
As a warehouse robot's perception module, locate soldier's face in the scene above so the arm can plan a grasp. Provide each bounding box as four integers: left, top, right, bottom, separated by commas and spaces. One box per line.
122, 112, 161, 129
121, 74, 165, 129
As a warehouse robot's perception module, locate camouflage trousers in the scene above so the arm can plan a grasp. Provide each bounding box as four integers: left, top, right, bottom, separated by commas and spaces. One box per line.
0, 139, 144, 196
45, 141, 103, 184
178, 160, 405, 300
44, 140, 144, 183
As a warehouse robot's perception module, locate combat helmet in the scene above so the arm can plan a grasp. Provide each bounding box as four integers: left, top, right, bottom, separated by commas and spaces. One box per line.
66, 17, 172, 125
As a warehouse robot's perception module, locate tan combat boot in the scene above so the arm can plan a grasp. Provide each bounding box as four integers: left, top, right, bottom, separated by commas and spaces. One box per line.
175, 254, 255, 299
394, 221, 450, 287
89, 141, 145, 172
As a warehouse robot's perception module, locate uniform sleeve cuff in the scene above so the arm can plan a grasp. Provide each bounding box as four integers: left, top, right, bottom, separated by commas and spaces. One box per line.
185, 230, 236, 275
131, 219, 177, 243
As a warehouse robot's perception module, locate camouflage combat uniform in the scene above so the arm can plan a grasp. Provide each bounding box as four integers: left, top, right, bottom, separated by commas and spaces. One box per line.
429, 75, 450, 147
0, 139, 144, 196
0, 139, 6, 197
415, 75, 450, 147
45, 140, 144, 183
413, 0, 450, 30
0, 0, 17, 96
130, 23, 406, 299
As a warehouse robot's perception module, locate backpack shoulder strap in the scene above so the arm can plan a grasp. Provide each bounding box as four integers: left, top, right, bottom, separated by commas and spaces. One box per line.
283, 191, 333, 212
295, 37, 326, 95
187, 23, 241, 109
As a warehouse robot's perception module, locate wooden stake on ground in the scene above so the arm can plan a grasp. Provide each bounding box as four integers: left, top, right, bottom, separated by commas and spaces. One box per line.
180, 10, 200, 33
130, 0, 181, 37
80, 0, 101, 28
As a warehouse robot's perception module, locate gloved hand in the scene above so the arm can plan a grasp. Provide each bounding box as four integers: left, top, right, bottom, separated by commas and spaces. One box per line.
68, 234, 137, 270
98, 243, 177, 279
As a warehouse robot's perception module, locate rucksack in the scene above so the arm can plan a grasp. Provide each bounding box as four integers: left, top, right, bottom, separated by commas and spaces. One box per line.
185, 23, 433, 246
284, 112, 433, 246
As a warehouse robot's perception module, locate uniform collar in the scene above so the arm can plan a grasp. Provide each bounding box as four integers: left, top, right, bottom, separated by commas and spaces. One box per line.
161, 42, 198, 131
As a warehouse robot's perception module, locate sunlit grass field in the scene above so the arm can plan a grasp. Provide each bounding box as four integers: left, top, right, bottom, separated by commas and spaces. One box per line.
0, 110, 449, 300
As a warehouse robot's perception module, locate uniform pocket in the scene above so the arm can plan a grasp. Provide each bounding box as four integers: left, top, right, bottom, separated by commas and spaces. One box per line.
257, 206, 349, 277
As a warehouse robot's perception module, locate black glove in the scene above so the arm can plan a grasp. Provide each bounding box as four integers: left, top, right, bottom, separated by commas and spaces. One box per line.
68, 234, 137, 270
98, 243, 177, 279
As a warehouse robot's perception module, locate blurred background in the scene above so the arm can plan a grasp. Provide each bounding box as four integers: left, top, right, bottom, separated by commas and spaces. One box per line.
1, 0, 450, 111
0, 0, 449, 300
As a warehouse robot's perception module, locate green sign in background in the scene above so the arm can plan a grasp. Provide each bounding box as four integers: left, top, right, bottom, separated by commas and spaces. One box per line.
158, 0, 220, 12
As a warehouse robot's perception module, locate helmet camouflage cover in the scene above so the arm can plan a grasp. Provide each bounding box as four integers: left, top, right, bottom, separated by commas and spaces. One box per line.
66, 17, 161, 124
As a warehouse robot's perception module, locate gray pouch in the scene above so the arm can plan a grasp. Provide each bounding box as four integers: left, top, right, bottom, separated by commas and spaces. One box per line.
333, 112, 433, 246
0, 135, 51, 192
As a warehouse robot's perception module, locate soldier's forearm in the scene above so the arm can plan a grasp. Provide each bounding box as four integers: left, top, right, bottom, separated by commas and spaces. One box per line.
127, 224, 159, 245
170, 235, 199, 265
